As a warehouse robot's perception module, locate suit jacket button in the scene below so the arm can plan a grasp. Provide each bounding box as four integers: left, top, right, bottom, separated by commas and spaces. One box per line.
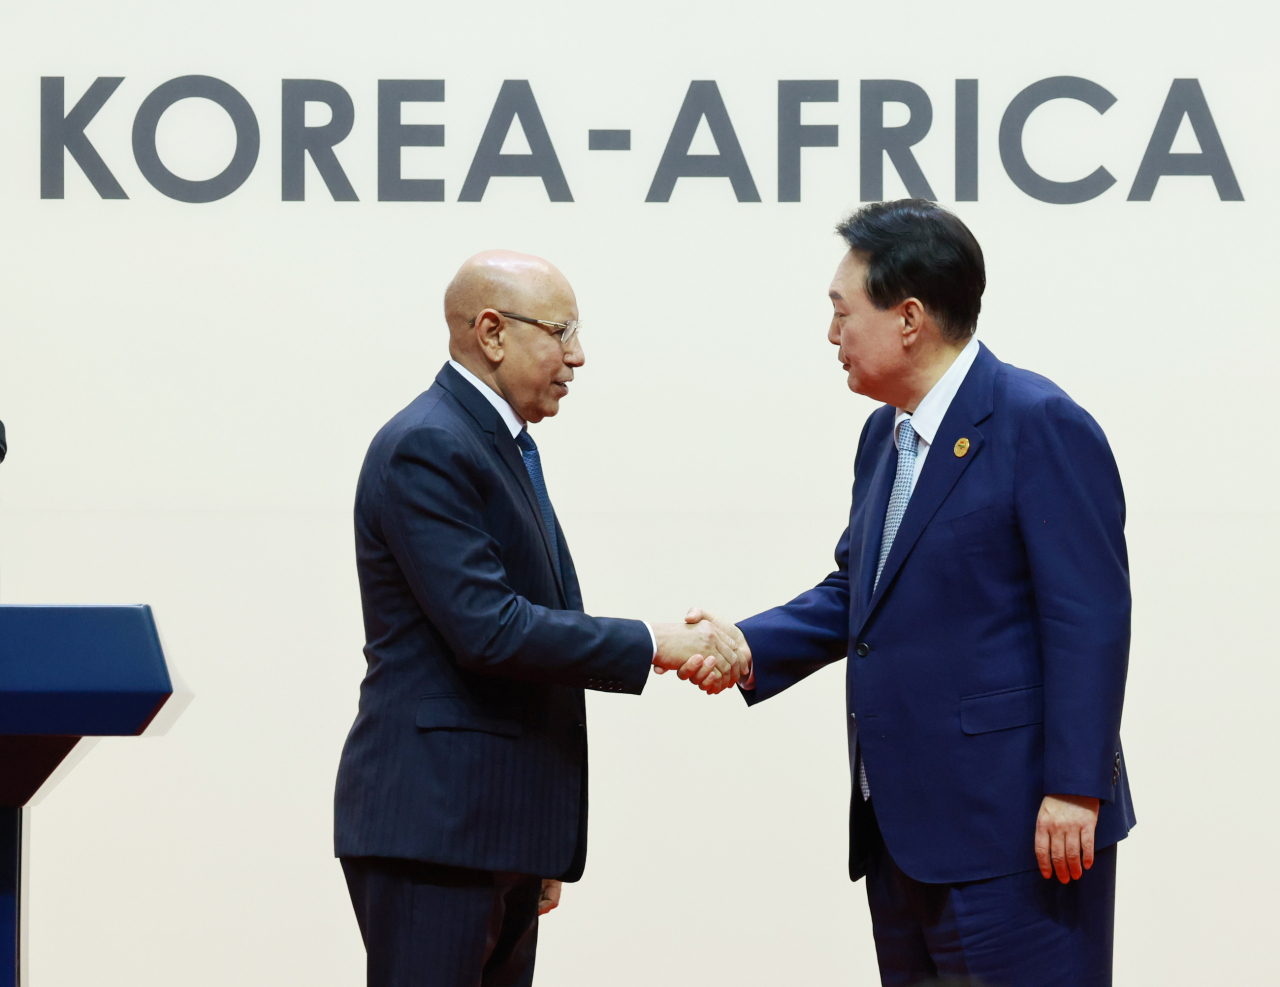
856, 643, 870, 658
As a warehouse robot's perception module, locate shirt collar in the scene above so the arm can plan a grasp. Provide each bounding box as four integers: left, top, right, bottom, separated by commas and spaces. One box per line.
893, 335, 981, 448
448, 359, 525, 438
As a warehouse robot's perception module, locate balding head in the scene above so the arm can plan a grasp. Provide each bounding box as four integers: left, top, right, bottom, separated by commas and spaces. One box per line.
445, 250, 572, 344
444, 250, 584, 424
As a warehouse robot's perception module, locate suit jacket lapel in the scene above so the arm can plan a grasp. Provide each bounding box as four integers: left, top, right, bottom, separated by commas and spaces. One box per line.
857, 344, 998, 636
490, 430, 568, 602
436, 364, 568, 604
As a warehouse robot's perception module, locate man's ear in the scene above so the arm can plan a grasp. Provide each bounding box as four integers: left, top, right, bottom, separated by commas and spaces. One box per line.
474, 309, 505, 364
899, 298, 926, 346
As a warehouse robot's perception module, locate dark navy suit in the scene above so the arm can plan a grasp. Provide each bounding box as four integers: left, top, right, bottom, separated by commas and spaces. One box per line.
740, 344, 1134, 984
335, 364, 653, 986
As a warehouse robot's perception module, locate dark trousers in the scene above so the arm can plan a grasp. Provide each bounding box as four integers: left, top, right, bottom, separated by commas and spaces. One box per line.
341, 857, 542, 987
862, 804, 1116, 987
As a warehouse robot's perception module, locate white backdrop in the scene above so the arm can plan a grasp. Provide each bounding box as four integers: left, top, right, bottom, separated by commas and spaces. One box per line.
1, 1, 1277, 984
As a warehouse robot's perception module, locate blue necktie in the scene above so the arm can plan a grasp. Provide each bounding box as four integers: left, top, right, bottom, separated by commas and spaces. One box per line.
515, 428, 561, 578
874, 417, 919, 591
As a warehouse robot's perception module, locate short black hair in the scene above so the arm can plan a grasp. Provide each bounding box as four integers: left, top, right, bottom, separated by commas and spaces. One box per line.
835, 199, 985, 342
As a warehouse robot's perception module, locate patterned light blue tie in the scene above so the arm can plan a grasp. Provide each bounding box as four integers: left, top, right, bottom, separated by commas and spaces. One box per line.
515, 428, 561, 578
874, 417, 919, 592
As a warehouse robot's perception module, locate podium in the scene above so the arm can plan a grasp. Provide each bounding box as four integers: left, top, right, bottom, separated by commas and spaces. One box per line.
0, 605, 172, 987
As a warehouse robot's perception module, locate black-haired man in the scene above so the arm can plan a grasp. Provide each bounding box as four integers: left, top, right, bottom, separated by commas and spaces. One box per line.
696, 200, 1134, 985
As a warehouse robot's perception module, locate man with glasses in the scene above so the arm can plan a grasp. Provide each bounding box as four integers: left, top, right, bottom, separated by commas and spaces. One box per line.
334, 249, 745, 987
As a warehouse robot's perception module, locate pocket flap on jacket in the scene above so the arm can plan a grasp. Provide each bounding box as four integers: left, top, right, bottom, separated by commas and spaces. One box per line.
415, 697, 522, 738
960, 685, 1044, 735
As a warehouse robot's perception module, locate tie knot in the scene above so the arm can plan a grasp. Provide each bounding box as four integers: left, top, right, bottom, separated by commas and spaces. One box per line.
897, 418, 918, 453
516, 428, 536, 453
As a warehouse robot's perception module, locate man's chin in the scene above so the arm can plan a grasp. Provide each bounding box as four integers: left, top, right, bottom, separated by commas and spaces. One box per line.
846, 375, 880, 401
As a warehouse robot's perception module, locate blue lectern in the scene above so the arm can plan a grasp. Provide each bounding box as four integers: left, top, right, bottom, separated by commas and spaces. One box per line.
0, 605, 171, 987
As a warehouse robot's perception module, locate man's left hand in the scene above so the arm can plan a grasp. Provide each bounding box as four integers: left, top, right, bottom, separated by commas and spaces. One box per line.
1035, 794, 1100, 883
538, 879, 562, 916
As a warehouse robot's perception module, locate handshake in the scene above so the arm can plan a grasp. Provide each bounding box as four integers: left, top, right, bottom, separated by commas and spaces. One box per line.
651, 608, 752, 695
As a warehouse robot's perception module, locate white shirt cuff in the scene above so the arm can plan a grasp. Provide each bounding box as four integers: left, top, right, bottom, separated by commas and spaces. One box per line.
643, 621, 657, 661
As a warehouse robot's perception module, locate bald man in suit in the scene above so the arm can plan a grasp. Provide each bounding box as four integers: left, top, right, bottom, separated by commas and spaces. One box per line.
335, 251, 748, 987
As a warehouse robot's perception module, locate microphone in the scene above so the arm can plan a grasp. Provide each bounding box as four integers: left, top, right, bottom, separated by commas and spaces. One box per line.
0, 419, 5, 463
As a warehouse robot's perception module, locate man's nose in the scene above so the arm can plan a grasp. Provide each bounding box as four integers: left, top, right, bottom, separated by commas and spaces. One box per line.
564, 335, 585, 367
828, 318, 842, 345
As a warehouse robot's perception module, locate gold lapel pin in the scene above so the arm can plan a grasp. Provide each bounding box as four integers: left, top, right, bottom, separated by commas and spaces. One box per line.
954, 437, 970, 457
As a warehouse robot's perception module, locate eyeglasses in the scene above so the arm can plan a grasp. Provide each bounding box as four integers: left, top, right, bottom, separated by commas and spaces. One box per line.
469, 311, 581, 347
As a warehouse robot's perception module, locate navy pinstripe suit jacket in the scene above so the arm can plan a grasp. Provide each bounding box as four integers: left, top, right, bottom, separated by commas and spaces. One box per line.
334, 363, 653, 880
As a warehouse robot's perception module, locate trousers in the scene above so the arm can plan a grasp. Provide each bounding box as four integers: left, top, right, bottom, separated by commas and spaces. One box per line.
862, 803, 1117, 987
341, 857, 542, 987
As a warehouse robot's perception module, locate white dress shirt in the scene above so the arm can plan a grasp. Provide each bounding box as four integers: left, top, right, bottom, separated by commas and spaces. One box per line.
890, 335, 981, 495
447, 360, 659, 658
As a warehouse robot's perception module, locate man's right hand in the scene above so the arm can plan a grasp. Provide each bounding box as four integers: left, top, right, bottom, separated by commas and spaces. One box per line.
683, 608, 753, 689
651, 620, 745, 694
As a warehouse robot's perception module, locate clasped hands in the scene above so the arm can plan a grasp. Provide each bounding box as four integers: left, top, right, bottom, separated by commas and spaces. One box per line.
651, 608, 750, 695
